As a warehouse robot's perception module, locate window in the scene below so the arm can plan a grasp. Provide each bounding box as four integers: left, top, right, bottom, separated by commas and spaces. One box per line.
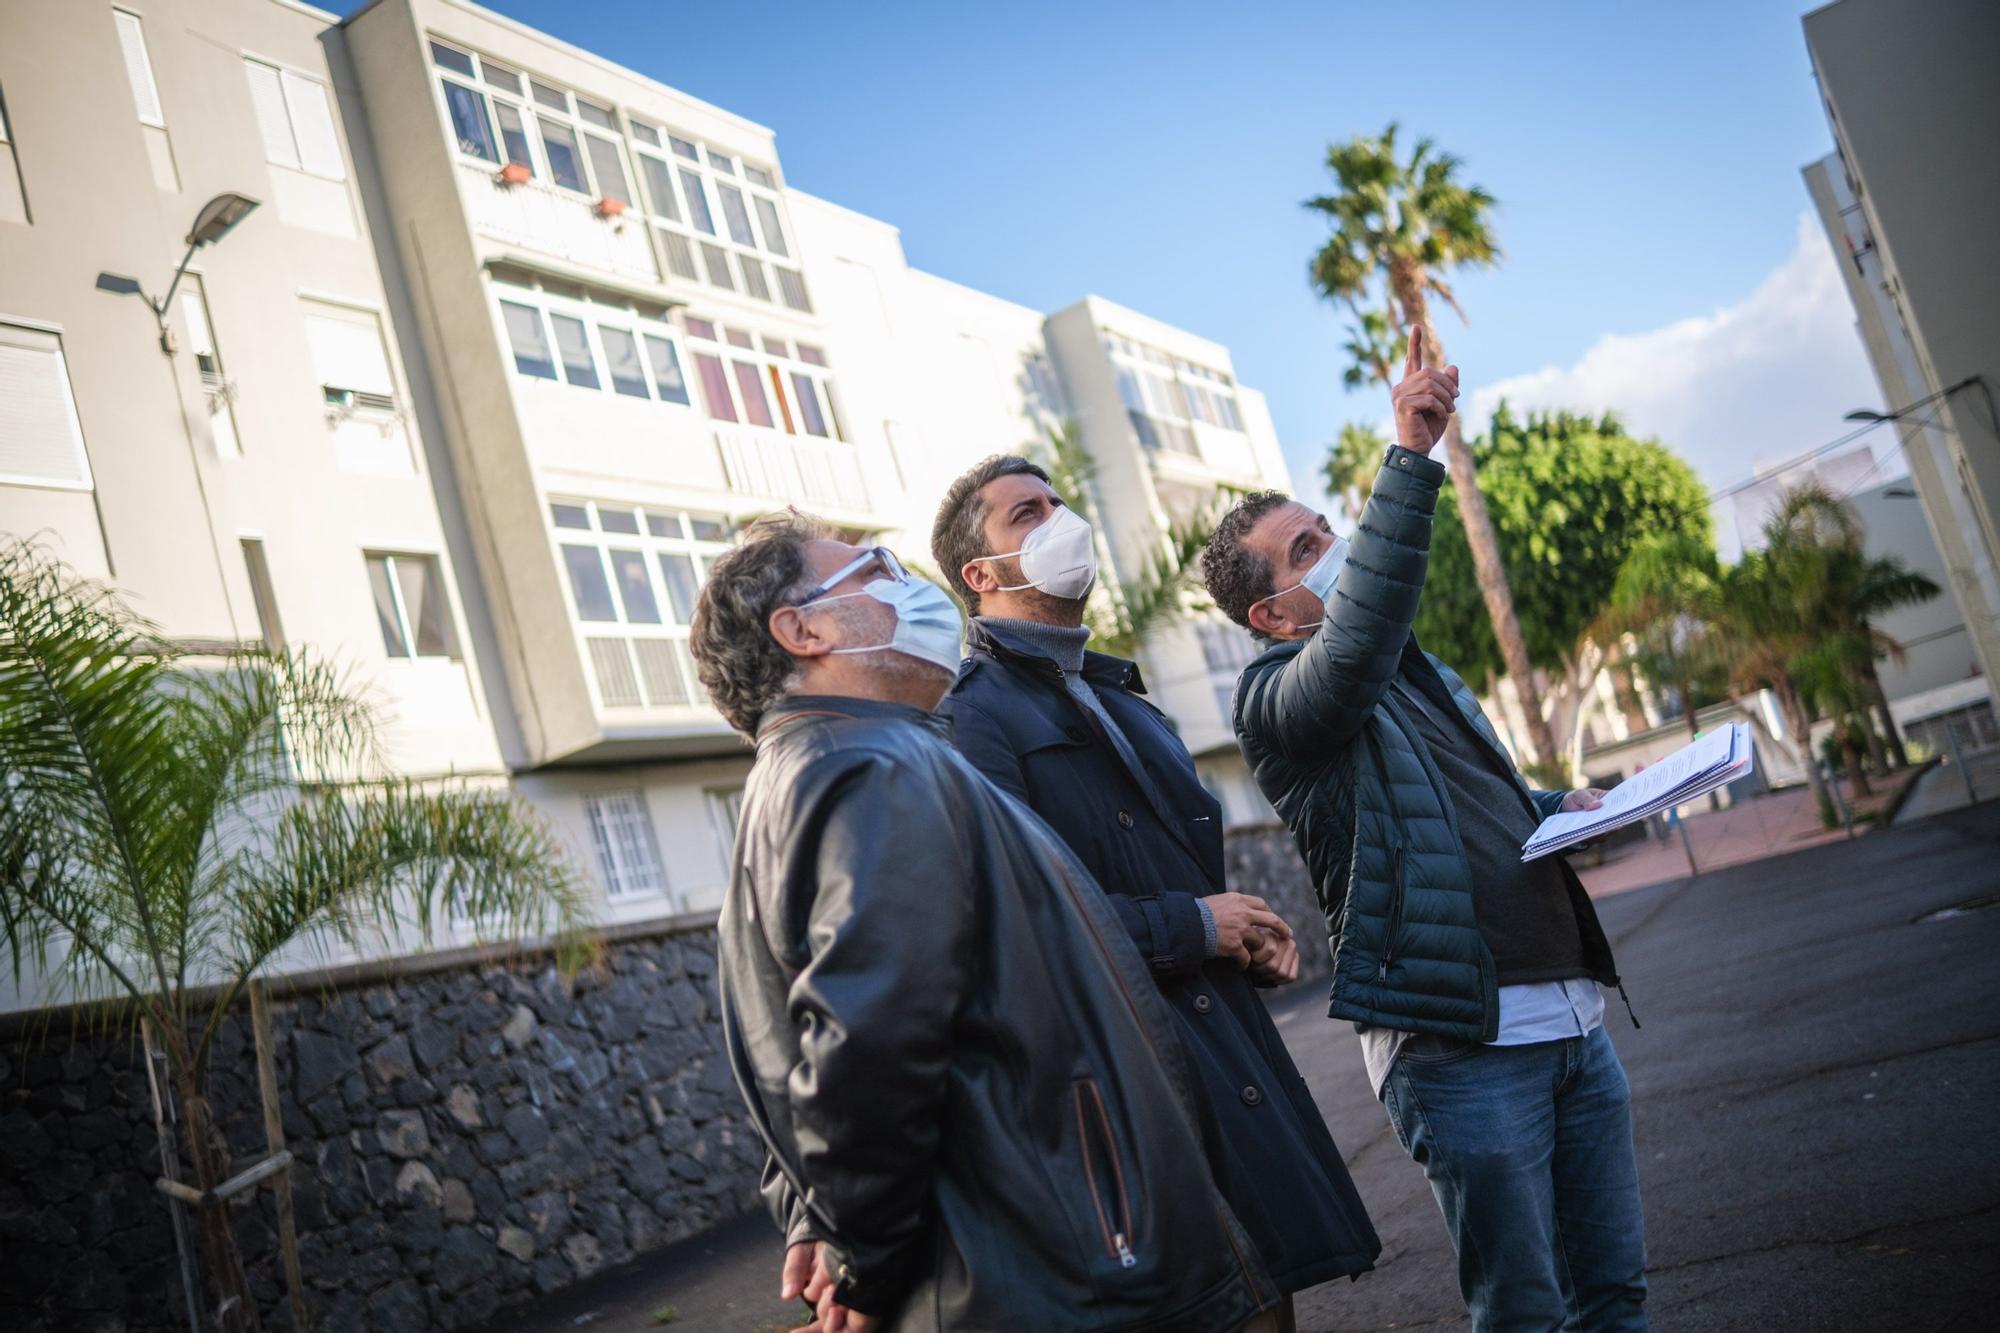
180, 286, 239, 457
584, 134, 631, 204
442, 81, 496, 161
743, 163, 775, 189
739, 256, 772, 303
552, 501, 731, 709
638, 154, 680, 222
716, 183, 756, 246
241, 539, 285, 650
538, 117, 587, 192
775, 267, 812, 312
428, 40, 475, 77
243, 59, 344, 179
493, 100, 534, 171
575, 98, 616, 131
753, 196, 788, 257
302, 303, 396, 411
679, 168, 714, 234
0, 322, 93, 490
598, 325, 649, 398
562, 544, 618, 621
692, 353, 733, 422
548, 313, 598, 388
114, 10, 164, 128
660, 230, 697, 280
497, 291, 692, 405
584, 790, 668, 900
700, 243, 734, 291
642, 334, 690, 405
501, 300, 557, 379
684, 319, 843, 440
366, 554, 458, 659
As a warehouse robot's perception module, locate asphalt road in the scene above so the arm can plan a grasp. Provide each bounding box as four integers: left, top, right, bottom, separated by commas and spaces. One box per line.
501, 802, 2000, 1332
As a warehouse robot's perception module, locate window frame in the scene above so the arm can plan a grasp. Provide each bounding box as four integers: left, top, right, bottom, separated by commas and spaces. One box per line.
493, 284, 696, 407
365, 551, 460, 661
113, 9, 166, 129
583, 788, 670, 901
0, 319, 95, 492
684, 318, 842, 440
243, 55, 347, 181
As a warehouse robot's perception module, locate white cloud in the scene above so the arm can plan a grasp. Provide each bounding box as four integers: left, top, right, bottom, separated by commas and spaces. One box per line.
1467, 212, 1894, 554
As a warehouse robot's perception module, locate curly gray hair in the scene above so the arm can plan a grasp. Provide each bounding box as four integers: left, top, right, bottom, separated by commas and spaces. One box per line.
689, 512, 827, 736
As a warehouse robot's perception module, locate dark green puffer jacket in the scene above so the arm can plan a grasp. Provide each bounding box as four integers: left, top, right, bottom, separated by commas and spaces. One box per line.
1230, 445, 1620, 1041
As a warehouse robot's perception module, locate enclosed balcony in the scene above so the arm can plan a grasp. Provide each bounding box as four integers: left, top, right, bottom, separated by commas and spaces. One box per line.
457, 162, 659, 284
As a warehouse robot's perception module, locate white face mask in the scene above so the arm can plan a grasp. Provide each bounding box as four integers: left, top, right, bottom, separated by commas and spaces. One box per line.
1255, 536, 1349, 632
812, 576, 965, 675
973, 505, 1098, 600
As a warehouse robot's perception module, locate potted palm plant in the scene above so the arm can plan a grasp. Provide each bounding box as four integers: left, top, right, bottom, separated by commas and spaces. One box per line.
0, 542, 597, 1332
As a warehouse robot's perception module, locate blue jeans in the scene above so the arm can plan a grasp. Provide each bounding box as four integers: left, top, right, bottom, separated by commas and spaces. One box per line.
1383, 1026, 1647, 1332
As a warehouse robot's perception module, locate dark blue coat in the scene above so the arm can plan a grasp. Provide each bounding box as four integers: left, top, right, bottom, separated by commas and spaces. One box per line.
939, 619, 1380, 1294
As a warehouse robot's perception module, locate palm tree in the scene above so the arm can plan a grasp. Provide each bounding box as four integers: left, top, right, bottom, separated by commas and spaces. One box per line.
1306, 122, 1560, 773
0, 543, 595, 1332
1766, 487, 1938, 771
1323, 422, 1390, 525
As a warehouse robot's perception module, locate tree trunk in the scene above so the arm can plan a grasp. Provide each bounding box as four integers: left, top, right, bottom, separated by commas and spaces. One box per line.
1776, 683, 1835, 827
166, 1028, 262, 1333
1842, 720, 1874, 797
1399, 296, 1559, 777
1863, 661, 1909, 769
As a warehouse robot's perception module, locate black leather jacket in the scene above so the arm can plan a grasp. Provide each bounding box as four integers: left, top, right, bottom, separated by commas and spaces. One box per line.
718, 696, 1275, 1331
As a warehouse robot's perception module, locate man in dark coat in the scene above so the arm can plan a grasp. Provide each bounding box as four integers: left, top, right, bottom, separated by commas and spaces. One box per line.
690, 513, 1277, 1333
1199, 331, 1647, 1331
932, 458, 1381, 1331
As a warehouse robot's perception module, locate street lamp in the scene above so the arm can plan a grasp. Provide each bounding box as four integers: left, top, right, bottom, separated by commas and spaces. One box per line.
94, 190, 259, 354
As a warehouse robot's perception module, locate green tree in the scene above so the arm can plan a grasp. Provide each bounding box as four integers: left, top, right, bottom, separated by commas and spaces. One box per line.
1035, 420, 1226, 660
1323, 421, 1389, 524
1410, 406, 1713, 775
1765, 486, 1939, 772
1598, 532, 1730, 744
0, 544, 595, 1332
1306, 122, 1561, 770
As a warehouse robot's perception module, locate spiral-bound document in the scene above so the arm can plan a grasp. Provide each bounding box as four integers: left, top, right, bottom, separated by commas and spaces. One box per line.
1521, 722, 1755, 861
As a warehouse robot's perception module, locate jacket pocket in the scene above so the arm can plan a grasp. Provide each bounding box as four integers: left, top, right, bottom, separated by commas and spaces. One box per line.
1377, 847, 1407, 981
1072, 1077, 1138, 1269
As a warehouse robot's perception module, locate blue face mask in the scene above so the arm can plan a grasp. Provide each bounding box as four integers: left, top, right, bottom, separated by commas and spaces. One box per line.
813, 576, 964, 674
1254, 536, 1349, 632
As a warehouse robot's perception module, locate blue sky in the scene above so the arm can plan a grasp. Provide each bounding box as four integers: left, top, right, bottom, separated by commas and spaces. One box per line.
350, 1, 1882, 542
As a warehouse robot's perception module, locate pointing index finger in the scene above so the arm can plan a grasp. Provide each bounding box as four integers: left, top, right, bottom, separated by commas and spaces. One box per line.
1404, 325, 1424, 378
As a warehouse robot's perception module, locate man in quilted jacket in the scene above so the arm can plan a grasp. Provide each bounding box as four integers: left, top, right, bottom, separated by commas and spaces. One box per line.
1199, 330, 1648, 1332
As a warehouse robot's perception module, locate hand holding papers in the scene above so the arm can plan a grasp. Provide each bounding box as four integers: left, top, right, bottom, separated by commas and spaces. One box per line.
1522, 723, 1756, 861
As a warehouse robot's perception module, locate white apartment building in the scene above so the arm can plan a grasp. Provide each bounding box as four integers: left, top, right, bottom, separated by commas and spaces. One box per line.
0, 0, 1299, 994
1801, 0, 2000, 701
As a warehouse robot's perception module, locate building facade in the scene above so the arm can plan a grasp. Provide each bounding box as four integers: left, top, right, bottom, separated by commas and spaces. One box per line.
0, 0, 1297, 1005
1801, 0, 2000, 704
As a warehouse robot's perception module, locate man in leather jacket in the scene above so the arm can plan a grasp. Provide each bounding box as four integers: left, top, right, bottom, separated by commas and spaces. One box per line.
930, 455, 1382, 1331
1198, 332, 1647, 1331
689, 512, 1278, 1332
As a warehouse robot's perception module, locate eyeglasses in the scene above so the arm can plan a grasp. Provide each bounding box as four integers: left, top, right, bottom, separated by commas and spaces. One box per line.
796, 545, 910, 605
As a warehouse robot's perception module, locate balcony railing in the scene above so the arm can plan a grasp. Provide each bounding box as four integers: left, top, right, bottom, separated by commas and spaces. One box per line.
456, 163, 658, 284
715, 427, 869, 514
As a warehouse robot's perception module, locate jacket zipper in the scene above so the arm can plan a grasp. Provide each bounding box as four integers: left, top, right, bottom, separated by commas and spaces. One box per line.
1378, 847, 1407, 981
1072, 1078, 1138, 1268
1045, 862, 1269, 1304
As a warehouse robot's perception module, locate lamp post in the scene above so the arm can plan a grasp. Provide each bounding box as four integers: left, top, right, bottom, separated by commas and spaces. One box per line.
95, 191, 259, 355
91, 191, 261, 640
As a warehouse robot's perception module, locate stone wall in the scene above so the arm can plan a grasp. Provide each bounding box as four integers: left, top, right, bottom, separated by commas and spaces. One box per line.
0, 919, 764, 1333
0, 825, 1330, 1332
1224, 821, 1333, 982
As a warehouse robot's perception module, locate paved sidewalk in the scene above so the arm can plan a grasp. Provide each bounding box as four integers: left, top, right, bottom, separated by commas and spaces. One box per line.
503, 802, 2000, 1332
1892, 747, 2000, 823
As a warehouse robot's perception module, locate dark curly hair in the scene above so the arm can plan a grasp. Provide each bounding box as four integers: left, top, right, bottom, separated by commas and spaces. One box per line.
690, 512, 827, 736
1199, 490, 1293, 632
930, 454, 1050, 616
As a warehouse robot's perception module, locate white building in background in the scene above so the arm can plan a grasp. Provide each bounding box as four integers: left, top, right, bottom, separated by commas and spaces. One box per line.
1800, 0, 2000, 704
0, 0, 1296, 1004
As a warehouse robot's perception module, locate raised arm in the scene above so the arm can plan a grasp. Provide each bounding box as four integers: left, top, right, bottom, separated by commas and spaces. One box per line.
1240, 443, 1447, 761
